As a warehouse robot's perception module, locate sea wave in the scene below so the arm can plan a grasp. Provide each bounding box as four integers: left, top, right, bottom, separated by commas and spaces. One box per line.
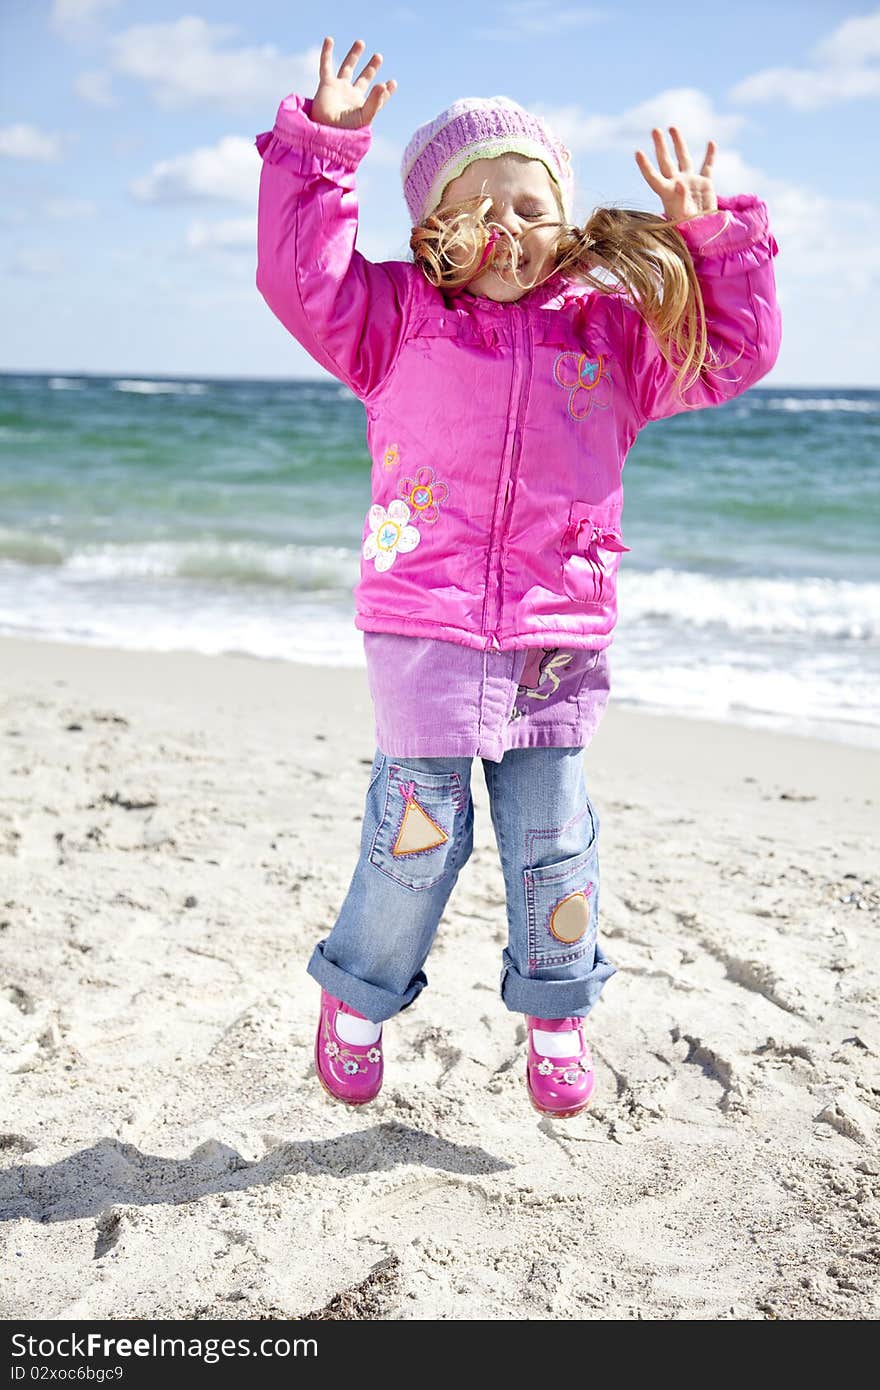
11, 537, 360, 590
611, 655, 880, 740
764, 396, 877, 414
113, 379, 208, 395
622, 568, 879, 641
0, 529, 66, 565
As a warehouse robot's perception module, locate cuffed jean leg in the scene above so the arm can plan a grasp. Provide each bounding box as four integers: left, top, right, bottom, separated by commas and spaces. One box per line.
483, 745, 617, 1019
306, 749, 475, 1024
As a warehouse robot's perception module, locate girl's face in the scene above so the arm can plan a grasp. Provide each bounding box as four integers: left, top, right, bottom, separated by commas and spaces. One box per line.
439, 155, 564, 302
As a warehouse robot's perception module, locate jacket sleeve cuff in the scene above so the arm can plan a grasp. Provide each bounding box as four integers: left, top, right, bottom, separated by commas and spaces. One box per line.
254, 91, 372, 172
672, 193, 774, 257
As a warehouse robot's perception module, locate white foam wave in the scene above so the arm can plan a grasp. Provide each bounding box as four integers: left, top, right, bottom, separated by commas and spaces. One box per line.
613, 657, 878, 725
48, 377, 87, 390
765, 396, 876, 413
113, 379, 207, 395
61, 538, 359, 589
0, 598, 364, 667
622, 569, 880, 641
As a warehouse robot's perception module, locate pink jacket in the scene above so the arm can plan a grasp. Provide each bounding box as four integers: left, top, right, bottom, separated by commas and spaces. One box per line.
255, 92, 782, 653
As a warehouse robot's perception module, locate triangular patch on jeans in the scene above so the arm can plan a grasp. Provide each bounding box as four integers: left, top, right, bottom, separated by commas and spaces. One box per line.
393, 796, 449, 856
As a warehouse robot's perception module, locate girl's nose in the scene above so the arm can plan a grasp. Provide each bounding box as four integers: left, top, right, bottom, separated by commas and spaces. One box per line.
495, 207, 521, 235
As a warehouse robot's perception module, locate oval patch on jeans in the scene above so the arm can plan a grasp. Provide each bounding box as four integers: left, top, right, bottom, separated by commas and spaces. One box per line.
549, 885, 593, 943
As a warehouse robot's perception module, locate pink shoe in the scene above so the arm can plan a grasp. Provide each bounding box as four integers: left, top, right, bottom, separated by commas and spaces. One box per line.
525, 1014, 595, 1118
314, 988, 384, 1105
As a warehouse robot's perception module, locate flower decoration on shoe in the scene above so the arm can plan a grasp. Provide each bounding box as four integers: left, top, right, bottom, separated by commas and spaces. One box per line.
314, 988, 384, 1106
397, 467, 449, 525
362, 500, 421, 572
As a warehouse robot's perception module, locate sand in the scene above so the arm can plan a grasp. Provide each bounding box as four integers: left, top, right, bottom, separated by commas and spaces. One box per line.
0, 632, 878, 1320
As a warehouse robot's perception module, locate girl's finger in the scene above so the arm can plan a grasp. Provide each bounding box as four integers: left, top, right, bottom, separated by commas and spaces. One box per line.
363, 84, 380, 116
353, 52, 383, 90
337, 37, 365, 81
651, 128, 676, 179
363, 82, 386, 122
319, 36, 333, 84
634, 149, 664, 195
668, 126, 693, 171
700, 140, 716, 177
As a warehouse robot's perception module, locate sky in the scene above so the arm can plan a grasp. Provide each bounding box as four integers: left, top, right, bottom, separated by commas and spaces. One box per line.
0, 1, 876, 385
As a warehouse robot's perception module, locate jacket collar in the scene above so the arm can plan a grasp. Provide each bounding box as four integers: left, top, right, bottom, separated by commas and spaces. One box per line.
455, 269, 581, 314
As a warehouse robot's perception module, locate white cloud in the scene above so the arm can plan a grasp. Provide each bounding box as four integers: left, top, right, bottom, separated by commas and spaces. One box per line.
74, 69, 117, 108
814, 8, 880, 64
366, 132, 403, 168
0, 124, 65, 161
527, 86, 880, 294
186, 217, 256, 251
129, 135, 258, 206
109, 133, 146, 159
51, 0, 119, 21
730, 62, 880, 109
730, 8, 880, 110
472, 1, 604, 41
50, 0, 121, 44
45, 197, 97, 221
661, 145, 880, 294
0, 194, 96, 225
536, 89, 747, 155
105, 19, 319, 112
10, 248, 68, 276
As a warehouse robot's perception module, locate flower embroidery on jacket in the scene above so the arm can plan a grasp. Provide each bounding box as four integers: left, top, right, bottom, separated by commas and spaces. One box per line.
362, 500, 421, 572
397, 466, 449, 525
553, 351, 613, 421
382, 443, 400, 470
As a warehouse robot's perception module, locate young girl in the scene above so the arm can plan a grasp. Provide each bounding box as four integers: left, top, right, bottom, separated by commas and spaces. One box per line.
254, 36, 782, 1119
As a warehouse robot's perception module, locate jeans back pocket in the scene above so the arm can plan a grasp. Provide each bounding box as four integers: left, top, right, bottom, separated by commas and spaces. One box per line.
524, 835, 599, 969
369, 760, 467, 891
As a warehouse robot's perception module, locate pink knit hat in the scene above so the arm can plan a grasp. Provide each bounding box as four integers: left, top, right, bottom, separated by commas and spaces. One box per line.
401, 95, 574, 227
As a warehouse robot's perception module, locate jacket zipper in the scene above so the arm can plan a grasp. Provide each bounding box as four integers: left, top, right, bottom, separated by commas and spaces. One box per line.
482, 308, 532, 650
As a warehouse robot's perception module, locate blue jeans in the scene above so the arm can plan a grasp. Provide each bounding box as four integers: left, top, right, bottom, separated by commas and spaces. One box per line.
306, 745, 618, 1024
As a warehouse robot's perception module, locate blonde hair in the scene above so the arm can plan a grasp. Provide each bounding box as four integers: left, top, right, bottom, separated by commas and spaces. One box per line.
409, 157, 743, 408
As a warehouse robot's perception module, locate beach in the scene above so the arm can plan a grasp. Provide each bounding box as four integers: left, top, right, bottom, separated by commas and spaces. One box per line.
1, 631, 878, 1321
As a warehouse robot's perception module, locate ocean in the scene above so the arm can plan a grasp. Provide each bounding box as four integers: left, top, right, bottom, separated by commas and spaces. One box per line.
1, 371, 878, 747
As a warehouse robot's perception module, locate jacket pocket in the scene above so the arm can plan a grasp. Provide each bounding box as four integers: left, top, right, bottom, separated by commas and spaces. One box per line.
402, 311, 499, 351
561, 500, 630, 605
524, 816, 600, 969
369, 760, 467, 891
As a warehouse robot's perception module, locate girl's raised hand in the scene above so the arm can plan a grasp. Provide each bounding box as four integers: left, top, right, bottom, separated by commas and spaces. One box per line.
311, 37, 397, 130
635, 127, 718, 222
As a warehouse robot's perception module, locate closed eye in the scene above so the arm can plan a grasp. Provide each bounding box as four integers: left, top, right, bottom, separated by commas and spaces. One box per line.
483, 204, 550, 221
